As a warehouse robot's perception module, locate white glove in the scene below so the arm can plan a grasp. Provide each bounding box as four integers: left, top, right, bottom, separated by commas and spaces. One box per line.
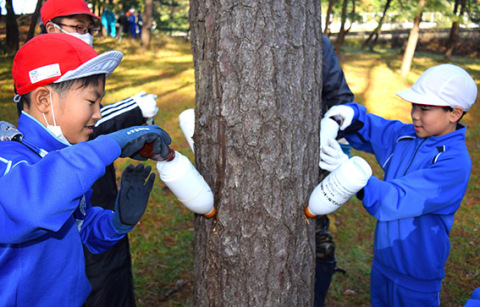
324, 105, 354, 130
179, 108, 195, 152
320, 117, 340, 149
319, 138, 349, 172
132, 91, 159, 122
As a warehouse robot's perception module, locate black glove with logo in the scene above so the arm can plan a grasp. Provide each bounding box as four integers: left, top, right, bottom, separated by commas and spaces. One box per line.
113, 164, 155, 232
108, 125, 171, 161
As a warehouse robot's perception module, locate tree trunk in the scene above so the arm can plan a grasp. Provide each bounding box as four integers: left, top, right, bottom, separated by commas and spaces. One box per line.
400, 0, 425, 78
189, 0, 322, 305
141, 0, 153, 48
323, 0, 335, 36
444, 0, 466, 62
27, 0, 44, 42
5, 0, 19, 52
362, 0, 392, 50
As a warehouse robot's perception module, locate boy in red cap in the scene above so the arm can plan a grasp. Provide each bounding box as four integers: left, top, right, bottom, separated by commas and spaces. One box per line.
37, 1, 159, 305
0, 33, 171, 306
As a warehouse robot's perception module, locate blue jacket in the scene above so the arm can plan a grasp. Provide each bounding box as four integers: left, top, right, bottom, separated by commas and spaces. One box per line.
0, 113, 126, 306
343, 103, 471, 292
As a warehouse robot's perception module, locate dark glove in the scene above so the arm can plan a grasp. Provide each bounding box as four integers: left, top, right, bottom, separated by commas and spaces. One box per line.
108, 125, 171, 160
113, 164, 155, 232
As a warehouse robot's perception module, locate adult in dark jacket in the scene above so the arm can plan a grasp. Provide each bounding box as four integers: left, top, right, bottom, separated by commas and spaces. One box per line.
314, 34, 354, 307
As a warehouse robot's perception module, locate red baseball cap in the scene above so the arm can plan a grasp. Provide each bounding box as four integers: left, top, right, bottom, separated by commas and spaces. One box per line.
41, 0, 100, 25
13, 33, 122, 95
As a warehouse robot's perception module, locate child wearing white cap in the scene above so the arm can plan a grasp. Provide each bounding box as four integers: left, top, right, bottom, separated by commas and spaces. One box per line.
319, 64, 477, 306
0, 33, 171, 306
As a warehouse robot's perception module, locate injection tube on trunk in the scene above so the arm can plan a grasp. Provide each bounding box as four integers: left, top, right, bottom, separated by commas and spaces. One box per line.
156, 150, 215, 218
305, 156, 372, 217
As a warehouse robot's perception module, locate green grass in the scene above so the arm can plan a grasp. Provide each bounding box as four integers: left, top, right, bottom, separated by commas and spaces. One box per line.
1, 34, 479, 306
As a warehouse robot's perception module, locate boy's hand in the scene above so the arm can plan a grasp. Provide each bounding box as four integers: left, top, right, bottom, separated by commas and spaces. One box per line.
131, 91, 159, 124
320, 117, 340, 149
319, 138, 349, 172
324, 105, 354, 130
109, 125, 171, 160
113, 164, 155, 232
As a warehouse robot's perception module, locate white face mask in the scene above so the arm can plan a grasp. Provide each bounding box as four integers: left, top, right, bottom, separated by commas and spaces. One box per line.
53, 23, 94, 47
42, 90, 70, 145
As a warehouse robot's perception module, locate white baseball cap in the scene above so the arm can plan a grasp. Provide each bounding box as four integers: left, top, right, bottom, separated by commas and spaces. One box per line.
396, 64, 478, 111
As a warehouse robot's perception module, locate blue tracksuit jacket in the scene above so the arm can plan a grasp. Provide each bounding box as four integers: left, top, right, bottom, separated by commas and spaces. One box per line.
0, 112, 127, 306
342, 103, 471, 293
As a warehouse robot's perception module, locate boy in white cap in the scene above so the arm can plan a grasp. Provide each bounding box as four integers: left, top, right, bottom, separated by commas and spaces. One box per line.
319, 64, 477, 306
0, 33, 171, 306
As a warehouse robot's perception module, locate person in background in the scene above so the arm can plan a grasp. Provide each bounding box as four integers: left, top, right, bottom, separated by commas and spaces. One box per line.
39, 0, 159, 305
101, 6, 116, 38
0, 33, 171, 306
127, 8, 137, 38
314, 34, 353, 307
116, 10, 129, 40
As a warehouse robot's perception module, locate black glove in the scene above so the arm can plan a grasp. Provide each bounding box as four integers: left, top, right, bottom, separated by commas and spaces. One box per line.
108, 125, 171, 160
113, 164, 155, 232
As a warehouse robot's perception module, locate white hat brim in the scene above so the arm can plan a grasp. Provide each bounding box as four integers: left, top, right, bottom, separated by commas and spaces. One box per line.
396, 88, 450, 108
55, 50, 123, 83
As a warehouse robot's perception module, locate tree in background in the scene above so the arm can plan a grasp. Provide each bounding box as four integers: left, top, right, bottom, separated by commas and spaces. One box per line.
189, 0, 321, 304
361, 0, 393, 51
141, 0, 153, 47
26, 0, 43, 42
400, 0, 426, 78
444, 0, 466, 62
5, 0, 18, 52
157, 0, 189, 35
335, 0, 356, 55
323, 0, 336, 36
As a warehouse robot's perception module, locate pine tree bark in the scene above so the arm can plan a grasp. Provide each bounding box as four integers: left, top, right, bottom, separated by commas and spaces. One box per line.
189, 0, 322, 305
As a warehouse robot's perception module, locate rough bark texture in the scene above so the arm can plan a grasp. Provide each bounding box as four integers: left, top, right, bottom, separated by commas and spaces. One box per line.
189, 0, 322, 305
